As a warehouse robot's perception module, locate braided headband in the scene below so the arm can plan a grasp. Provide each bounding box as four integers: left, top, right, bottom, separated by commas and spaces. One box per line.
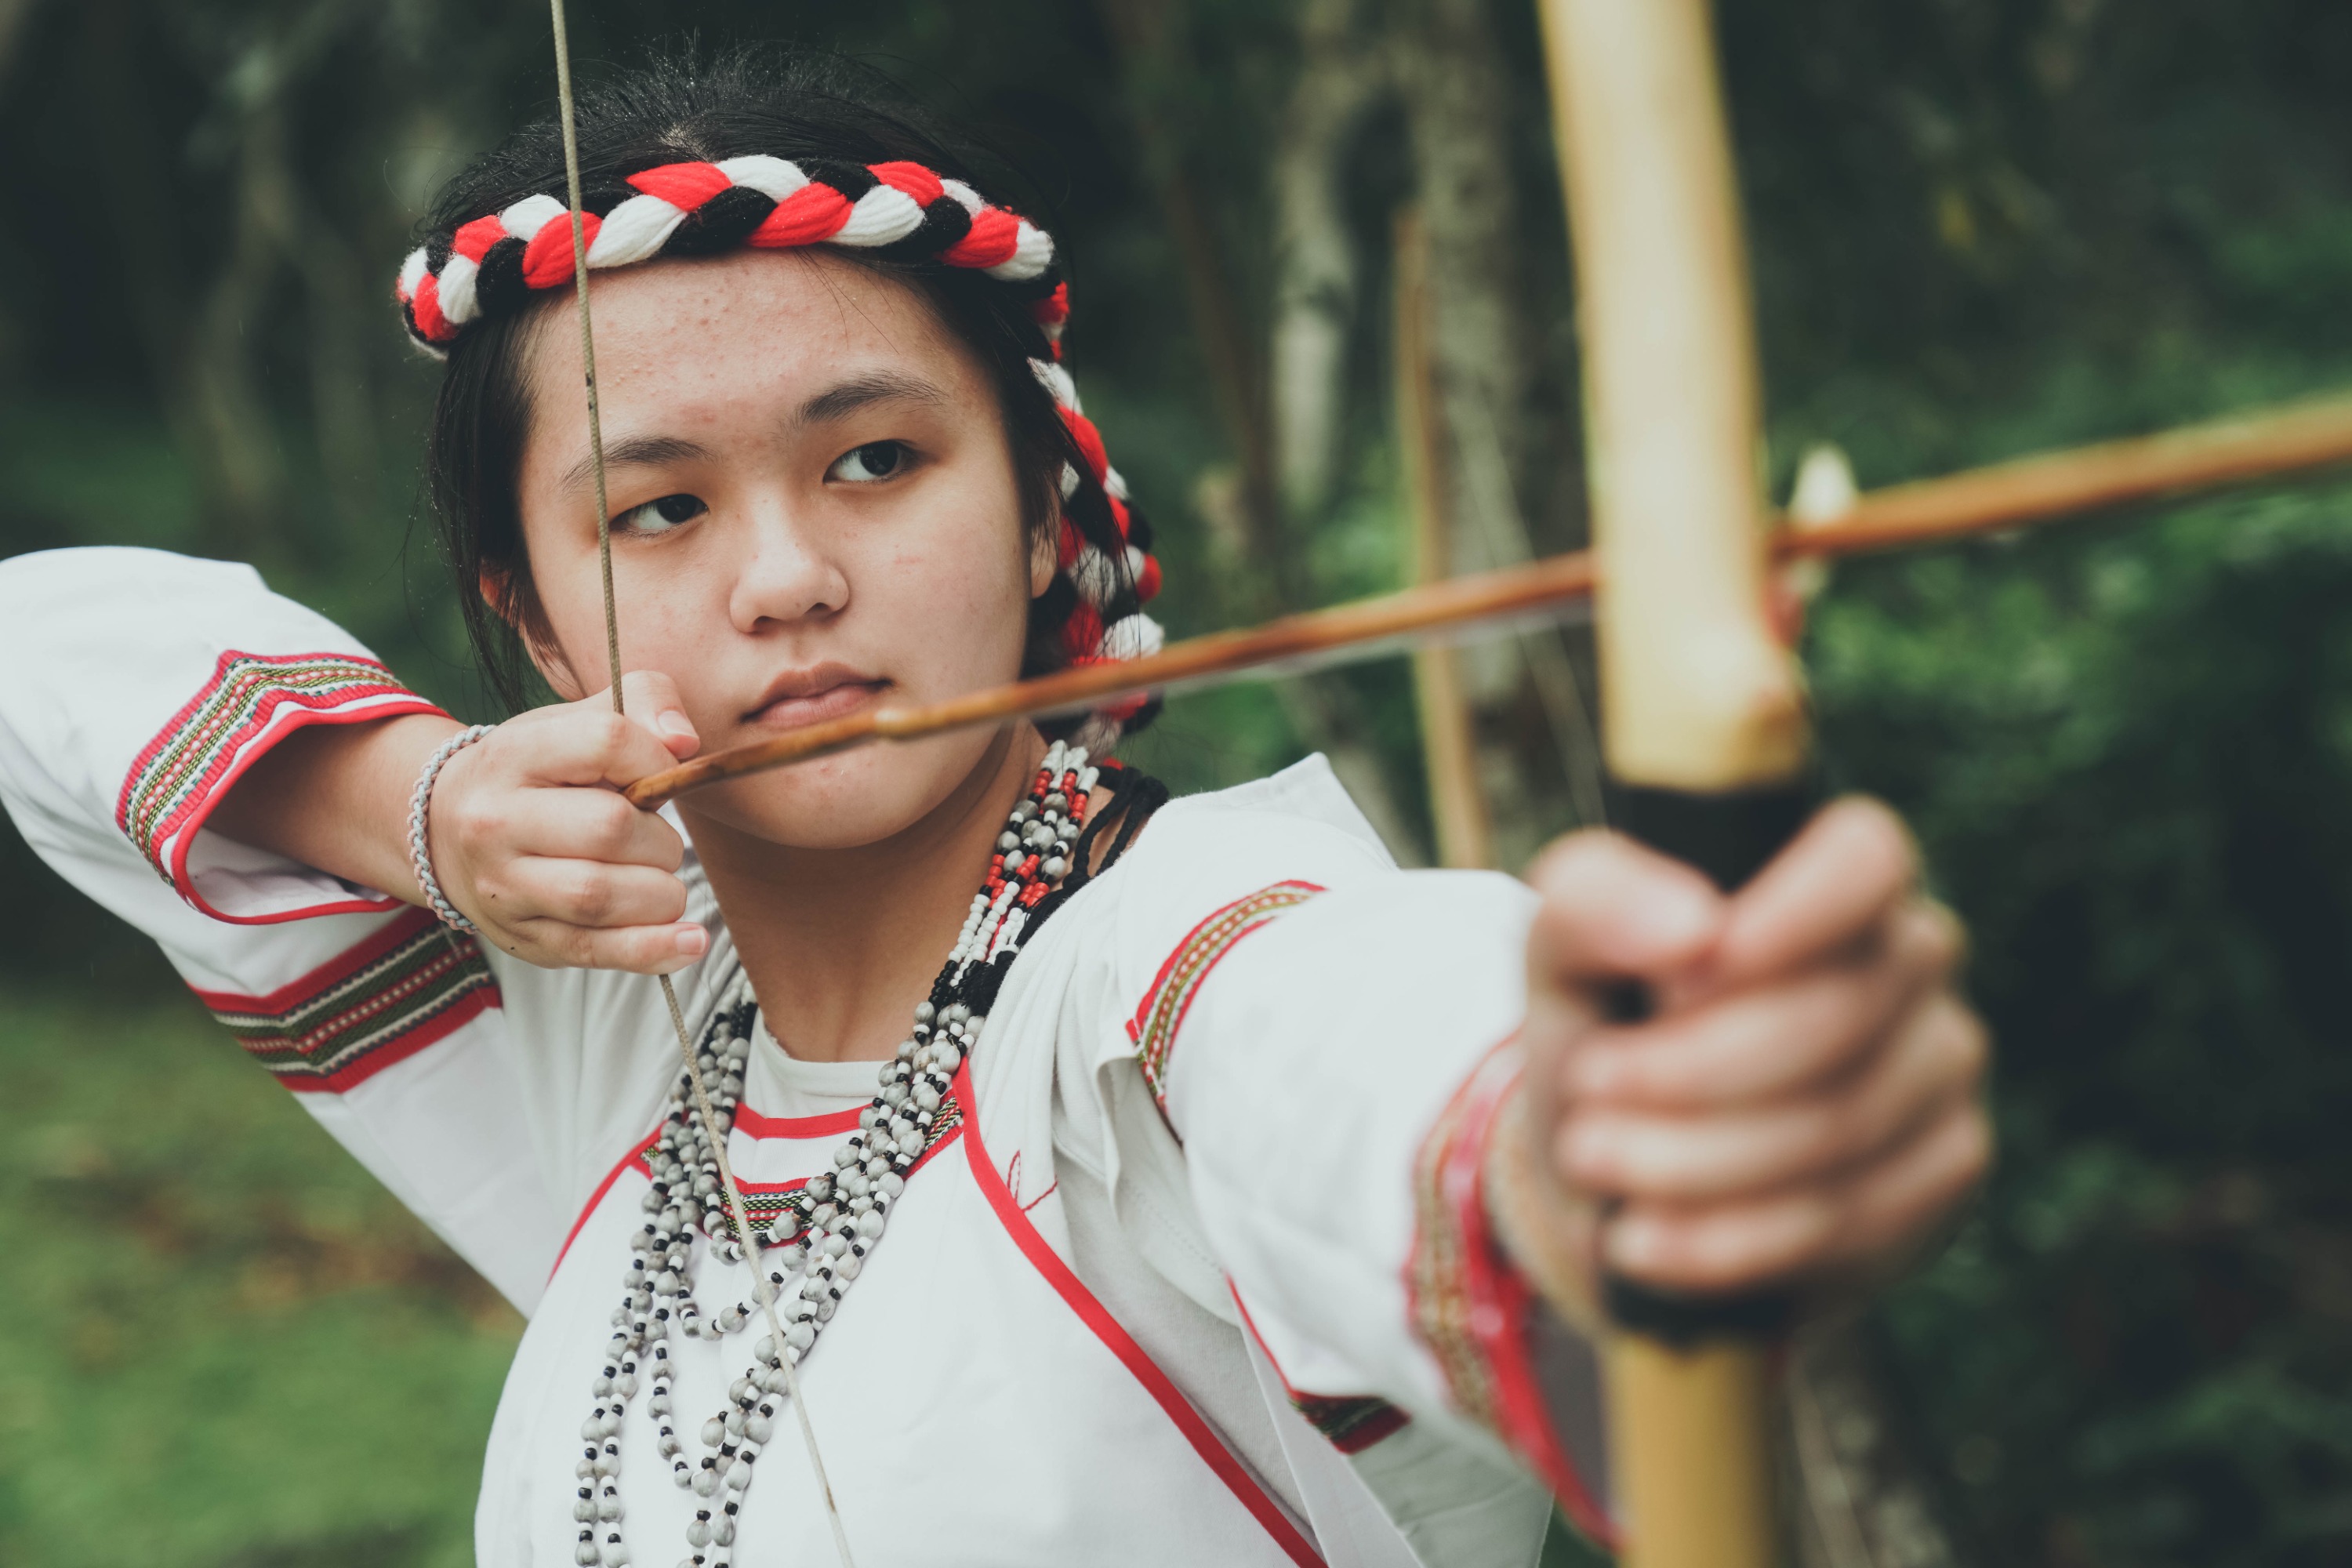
396, 155, 1163, 733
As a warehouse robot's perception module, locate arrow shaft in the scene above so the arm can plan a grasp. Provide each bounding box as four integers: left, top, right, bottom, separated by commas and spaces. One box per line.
621, 393, 2352, 810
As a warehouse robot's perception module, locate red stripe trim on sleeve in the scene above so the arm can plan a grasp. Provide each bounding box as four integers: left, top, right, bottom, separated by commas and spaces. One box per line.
115, 648, 446, 923
1229, 1287, 1411, 1456
958, 1063, 1325, 1568
191, 906, 499, 1094
1404, 1033, 1618, 1550
187, 905, 446, 1016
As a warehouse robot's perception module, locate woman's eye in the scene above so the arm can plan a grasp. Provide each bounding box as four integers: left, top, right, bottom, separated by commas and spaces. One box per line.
615, 493, 706, 535
827, 441, 910, 485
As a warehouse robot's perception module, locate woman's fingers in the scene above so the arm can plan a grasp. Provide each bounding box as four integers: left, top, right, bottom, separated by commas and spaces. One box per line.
1559, 992, 1987, 1203
505, 705, 686, 789
615, 670, 701, 759
1565, 900, 1961, 1109
1604, 1101, 1991, 1293
1519, 832, 1728, 1188
1711, 797, 1921, 989
1512, 796, 1991, 1306
405, 678, 712, 973
481, 856, 691, 931
1523, 799, 1920, 1027
492, 782, 685, 870
510, 914, 710, 975
474, 856, 702, 974
1524, 829, 1728, 989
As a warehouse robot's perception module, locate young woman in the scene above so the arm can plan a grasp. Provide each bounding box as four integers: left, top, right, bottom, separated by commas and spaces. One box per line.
0, 55, 1987, 1568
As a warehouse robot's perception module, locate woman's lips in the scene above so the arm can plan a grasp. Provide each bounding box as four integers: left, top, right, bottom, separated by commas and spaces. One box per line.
742, 673, 891, 731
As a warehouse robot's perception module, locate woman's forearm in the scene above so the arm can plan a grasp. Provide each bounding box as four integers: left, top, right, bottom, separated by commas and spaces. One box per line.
208, 711, 461, 906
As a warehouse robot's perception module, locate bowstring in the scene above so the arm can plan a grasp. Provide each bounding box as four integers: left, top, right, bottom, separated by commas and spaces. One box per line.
546, 6, 855, 1563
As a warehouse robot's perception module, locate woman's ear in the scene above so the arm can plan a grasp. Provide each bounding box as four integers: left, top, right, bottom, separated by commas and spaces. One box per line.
1030, 506, 1062, 599
480, 564, 586, 702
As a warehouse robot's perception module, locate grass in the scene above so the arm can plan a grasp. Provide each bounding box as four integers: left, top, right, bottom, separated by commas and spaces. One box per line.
0, 986, 521, 1568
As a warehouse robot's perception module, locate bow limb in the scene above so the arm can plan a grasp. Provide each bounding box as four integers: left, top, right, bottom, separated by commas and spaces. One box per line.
1544, 0, 1803, 791
1539, 2, 1806, 1566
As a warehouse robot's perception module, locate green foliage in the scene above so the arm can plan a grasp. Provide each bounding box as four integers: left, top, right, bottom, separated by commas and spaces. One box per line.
1726, 8, 2352, 1555
1817, 488, 2352, 1566
0, 991, 517, 1567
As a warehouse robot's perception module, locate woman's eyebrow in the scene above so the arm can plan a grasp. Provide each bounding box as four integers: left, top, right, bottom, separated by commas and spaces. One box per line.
561, 434, 710, 497
794, 372, 949, 427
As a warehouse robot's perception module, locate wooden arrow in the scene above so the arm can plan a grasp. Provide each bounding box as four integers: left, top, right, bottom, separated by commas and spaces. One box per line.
622, 392, 2352, 811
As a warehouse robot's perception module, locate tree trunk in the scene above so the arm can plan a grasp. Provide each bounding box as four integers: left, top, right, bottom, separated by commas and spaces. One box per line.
240, 95, 382, 543
1094, 0, 1426, 861
1091, 0, 1287, 595
188, 96, 299, 555
1186, 463, 1431, 862
1784, 1320, 1973, 1568
1395, 0, 1606, 851
1268, 0, 1383, 520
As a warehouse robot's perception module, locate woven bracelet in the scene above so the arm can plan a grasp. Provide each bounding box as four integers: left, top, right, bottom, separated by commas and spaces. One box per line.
407, 724, 496, 932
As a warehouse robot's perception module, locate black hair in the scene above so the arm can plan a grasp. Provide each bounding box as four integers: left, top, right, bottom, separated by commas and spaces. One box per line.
419, 49, 1148, 718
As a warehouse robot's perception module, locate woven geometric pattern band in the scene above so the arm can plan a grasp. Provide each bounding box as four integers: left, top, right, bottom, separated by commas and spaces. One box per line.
192, 906, 499, 1094
1126, 880, 1327, 1115
117, 649, 441, 894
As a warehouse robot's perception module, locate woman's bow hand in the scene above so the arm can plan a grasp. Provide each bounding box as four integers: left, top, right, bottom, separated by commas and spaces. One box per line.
428, 670, 708, 973
1508, 798, 1991, 1320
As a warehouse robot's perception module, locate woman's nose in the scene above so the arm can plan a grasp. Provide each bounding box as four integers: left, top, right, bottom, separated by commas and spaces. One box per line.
727, 502, 850, 632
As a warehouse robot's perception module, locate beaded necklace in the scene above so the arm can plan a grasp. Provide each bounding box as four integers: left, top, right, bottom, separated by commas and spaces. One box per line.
570, 741, 1160, 1568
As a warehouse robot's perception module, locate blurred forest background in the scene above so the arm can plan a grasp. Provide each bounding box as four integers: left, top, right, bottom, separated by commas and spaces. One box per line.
3, 0, 2352, 1564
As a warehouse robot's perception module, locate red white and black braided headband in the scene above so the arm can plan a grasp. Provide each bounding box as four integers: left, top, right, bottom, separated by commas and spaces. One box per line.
396, 154, 1163, 735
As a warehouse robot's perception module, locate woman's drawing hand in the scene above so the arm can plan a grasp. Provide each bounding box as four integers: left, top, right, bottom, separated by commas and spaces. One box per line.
429, 670, 706, 973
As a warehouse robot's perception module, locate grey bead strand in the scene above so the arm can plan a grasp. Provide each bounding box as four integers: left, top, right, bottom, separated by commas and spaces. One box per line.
568, 744, 1094, 1568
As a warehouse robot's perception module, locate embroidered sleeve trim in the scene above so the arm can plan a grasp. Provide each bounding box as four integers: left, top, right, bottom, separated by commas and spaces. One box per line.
1405, 1034, 1618, 1550
189, 905, 499, 1094
1230, 1286, 1412, 1456
116, 648, 446, 921
1126, 879, 1325, 1115
1293, 1391, 1413, 1456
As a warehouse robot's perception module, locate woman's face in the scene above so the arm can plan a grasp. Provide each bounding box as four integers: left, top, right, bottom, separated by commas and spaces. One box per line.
513, 249, 1050, 849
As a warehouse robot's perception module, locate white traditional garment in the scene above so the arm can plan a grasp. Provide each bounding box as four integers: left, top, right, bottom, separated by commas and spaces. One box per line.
0, 546, 1617, 1566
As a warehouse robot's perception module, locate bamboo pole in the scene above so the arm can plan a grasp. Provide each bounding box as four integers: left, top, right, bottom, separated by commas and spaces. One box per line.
1539, 1, 1797, 1566
622, 392, 2352, 810
1396, 208, 1495, 870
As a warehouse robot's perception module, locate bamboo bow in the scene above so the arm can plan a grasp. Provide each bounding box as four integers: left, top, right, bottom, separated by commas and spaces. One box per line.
1537, 1, 1799, 1563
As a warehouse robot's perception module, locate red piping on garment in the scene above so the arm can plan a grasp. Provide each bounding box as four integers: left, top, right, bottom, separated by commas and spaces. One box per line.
956, 1062, 1325, 1568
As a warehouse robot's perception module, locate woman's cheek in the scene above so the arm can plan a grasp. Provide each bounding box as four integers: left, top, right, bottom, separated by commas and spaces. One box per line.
883, 537, 1033, 697
625, 590, 724, 717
